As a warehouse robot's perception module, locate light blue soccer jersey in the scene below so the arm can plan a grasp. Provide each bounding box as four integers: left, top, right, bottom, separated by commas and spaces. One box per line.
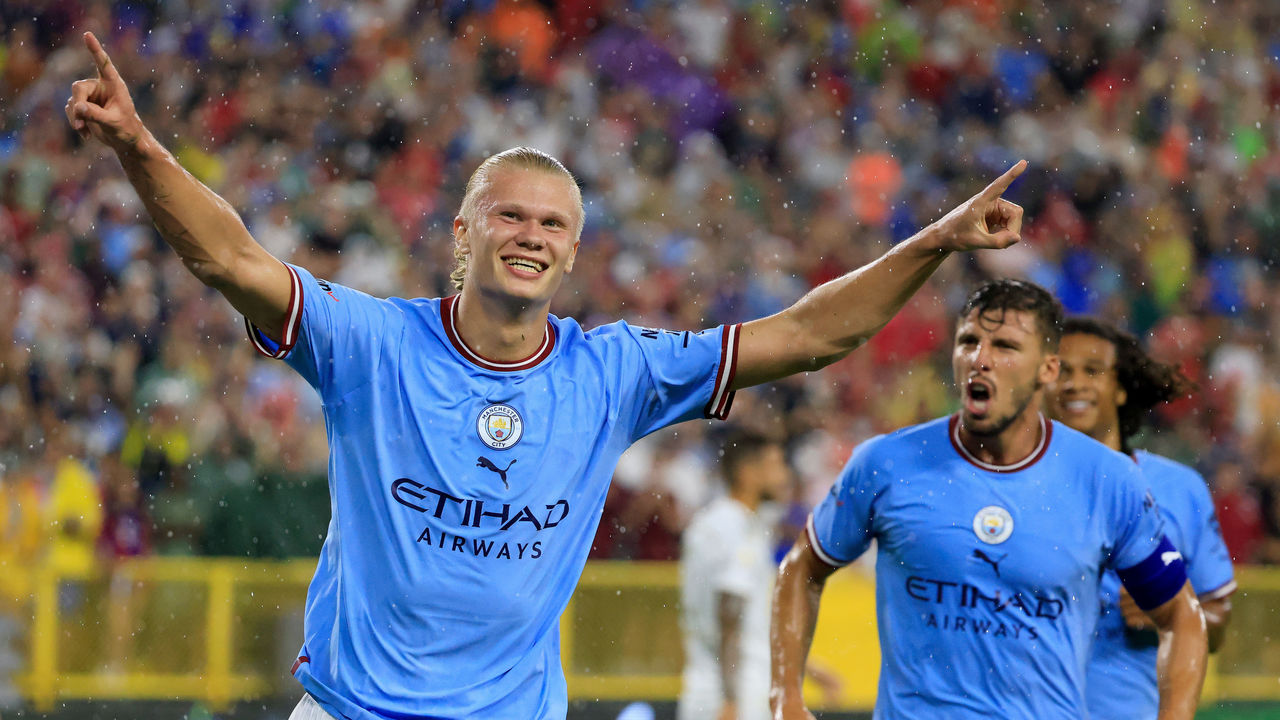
1085, 450, 1236, 719
247, 264, 739, 719
808, 415, 1167, 720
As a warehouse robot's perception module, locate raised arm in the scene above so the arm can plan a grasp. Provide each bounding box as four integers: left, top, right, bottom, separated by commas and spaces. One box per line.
732, 161, 1026, 390
769, 534, 838, 720
65, 32, 292, 340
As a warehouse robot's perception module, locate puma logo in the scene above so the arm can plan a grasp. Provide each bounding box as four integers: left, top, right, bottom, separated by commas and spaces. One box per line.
972, 548, 1006, 578
476, 456, 516, 490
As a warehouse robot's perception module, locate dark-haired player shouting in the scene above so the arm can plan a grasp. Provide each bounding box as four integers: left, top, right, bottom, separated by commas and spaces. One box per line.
1048, 317, 1234, 720
771, 280, 1208, 720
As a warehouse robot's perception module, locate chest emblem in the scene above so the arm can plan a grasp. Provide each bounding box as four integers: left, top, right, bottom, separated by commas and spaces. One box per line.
973, 505, 1014, 545
477, 404, 524, 450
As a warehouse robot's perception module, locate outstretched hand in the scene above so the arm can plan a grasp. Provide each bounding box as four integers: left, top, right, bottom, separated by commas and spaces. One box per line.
64, 32, 145, 152
929, 160, 1027, 252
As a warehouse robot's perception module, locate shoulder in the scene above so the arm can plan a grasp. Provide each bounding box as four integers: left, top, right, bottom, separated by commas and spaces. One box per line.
582, 319, 714, 346
1048, 421, 1133, 470
1135, 449, 1213, 505
860, 416, 950, 464
1135, 450, 1205, 486
686, 499, 747, 542
1046, 421, 1147, 491
836, 417, 949, 487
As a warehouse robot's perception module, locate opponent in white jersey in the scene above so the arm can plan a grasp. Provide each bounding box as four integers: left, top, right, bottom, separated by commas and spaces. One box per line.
680, 429, 788, 720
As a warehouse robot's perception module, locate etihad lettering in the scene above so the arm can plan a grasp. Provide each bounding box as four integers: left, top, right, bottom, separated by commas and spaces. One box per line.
906, 576, 1065, 619
392, 478, 569, 533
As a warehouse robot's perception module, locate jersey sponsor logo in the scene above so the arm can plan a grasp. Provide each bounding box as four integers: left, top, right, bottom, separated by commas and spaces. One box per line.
390, 477, 570, 562
906, 574, 1067, 641
391, 478, 569, 532
476, 456, 516, 490
477, 404, 523, 450
973, 505, 1014, 544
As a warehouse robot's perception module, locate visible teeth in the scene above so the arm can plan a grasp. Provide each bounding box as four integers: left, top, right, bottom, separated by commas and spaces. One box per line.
1065, 401, 1090, 411
505, 258, 544, 272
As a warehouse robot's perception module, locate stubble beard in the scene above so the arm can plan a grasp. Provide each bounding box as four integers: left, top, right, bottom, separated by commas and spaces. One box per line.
964, 380, 1041, 438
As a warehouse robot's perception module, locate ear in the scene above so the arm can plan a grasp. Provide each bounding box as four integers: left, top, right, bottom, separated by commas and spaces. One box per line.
453, 215, 470, 255
564, 239, 581, 274
1115, 385, 1128, 408
1039, 353, 1060, 387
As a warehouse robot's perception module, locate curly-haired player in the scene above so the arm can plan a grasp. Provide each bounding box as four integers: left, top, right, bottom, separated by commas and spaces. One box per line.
1048, 317, 1235, 720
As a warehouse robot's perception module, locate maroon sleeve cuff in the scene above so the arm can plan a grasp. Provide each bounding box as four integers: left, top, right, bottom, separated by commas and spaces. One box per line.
703, 323, 740, 420
245, 262, 304, 359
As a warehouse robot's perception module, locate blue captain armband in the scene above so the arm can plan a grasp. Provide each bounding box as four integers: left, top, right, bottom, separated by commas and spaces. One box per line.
1116, 535, 1188, 611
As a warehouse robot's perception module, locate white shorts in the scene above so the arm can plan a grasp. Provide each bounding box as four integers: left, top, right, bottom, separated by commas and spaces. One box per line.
289, 693, 337, 720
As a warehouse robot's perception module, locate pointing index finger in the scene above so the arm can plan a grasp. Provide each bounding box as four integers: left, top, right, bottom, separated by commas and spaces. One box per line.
83, 32, 120, 83
980, 159, 1028, 200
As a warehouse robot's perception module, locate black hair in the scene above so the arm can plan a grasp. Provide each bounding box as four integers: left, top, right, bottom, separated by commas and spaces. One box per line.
1061, 316, 1195, 454
719, 427, 779, 487
960, 279, 1064, 349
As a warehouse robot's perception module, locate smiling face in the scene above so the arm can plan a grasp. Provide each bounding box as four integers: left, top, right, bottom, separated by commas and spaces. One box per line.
453, 166, 582, 308
1047, 332, 1126, 449
952, 307, 1060, 437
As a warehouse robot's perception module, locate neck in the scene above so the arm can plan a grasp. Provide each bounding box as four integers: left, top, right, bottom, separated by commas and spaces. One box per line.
455, 287, 551, 362
1095, 424, 1123, 453
958, 407, 1046, 468
729, 485, 760, 513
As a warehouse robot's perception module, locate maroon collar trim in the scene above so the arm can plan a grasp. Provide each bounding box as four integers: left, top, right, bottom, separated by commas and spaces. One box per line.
949, 413, 1052, 473
440, 295, 556, 372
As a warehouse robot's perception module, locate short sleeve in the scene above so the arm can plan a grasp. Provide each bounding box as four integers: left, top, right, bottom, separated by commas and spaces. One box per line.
614, 322, 740, 441
1107, 460, 1167, 571
807, 439, 881, 568
1183, 479, 1237, 599
244, 263, 403, 399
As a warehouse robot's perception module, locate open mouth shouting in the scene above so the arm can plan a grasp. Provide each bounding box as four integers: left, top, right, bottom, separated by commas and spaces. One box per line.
965, 378, 994, 418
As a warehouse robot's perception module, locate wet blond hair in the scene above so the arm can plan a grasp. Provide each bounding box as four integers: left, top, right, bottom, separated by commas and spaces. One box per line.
451, 147, 583, 291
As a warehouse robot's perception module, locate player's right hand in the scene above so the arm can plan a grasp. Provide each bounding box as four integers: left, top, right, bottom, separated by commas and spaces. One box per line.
65, 32, 146, 152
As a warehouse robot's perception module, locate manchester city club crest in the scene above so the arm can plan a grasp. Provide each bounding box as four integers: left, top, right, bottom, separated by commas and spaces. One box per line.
477, 404, 524, 450
972, 505, 1014, 544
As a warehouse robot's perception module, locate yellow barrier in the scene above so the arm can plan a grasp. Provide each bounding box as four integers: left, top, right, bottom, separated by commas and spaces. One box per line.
9, 559, 1280, 710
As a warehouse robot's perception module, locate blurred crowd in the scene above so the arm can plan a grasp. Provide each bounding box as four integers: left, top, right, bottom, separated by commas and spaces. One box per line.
3, 0, 1280, 591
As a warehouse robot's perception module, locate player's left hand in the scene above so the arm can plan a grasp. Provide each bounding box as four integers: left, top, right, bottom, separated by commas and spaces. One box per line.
927, 160, 1027, 252
1118, 587, 1158, 630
